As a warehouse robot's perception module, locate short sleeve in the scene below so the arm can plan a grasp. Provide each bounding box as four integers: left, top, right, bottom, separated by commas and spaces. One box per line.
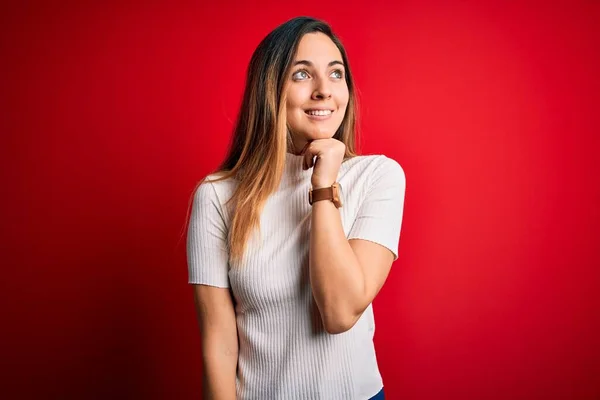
186, 180, 230, 287
348, 157, 406, 261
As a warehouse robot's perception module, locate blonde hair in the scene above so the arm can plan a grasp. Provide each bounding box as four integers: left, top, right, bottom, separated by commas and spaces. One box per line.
185, 17, 360, 265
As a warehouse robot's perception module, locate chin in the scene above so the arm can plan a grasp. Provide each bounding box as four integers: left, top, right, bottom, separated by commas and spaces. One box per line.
314, 132, 335, 139
306, 127, 337, 140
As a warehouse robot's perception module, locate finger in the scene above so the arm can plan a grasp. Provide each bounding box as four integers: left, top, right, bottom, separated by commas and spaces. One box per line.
305, 151, 317, 169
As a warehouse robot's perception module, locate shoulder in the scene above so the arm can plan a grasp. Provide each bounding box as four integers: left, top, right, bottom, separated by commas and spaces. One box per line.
344, 154, 405, 186
188, 173, 238, 226
194, 172, 238, 202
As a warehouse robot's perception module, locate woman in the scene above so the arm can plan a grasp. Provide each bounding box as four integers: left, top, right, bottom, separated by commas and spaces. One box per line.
187, 16, 405, 400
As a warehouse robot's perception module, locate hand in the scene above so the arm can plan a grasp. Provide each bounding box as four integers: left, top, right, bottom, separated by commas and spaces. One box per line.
301, 138, 346, 188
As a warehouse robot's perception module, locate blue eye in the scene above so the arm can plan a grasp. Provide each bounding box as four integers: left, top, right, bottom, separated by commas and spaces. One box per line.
331, 69, 344, 79
292, 70, 309, 80
292, 69, 344, 81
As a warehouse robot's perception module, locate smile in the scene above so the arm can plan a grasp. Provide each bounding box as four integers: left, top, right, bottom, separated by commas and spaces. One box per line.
305, 109, 333, 116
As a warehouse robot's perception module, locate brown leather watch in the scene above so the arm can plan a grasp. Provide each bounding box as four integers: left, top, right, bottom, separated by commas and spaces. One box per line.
308, 182, 343, 208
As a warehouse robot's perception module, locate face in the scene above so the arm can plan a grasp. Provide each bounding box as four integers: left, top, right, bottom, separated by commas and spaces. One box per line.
285, 32, 350, 153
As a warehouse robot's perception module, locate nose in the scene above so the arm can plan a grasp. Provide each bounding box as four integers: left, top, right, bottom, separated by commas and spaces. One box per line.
311, 77, 332, 100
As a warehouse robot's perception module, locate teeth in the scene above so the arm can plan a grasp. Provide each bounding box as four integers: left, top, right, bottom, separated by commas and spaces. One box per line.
307, 110, 332, 116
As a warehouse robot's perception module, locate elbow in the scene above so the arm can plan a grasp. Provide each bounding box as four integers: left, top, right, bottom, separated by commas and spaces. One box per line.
324, 321, 353, 335
321, 308, 360, 335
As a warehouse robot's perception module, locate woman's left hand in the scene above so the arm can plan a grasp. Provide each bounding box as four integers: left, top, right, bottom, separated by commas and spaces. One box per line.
301, 138, 346, 188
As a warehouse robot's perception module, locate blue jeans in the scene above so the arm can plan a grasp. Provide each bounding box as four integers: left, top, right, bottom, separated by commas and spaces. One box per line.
368, 387, 384, 399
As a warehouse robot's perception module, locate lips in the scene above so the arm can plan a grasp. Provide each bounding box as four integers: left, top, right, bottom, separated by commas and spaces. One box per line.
305, 109, 334, 116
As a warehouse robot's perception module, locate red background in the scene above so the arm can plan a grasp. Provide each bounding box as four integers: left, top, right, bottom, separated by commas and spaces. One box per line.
2, 1, 599, 399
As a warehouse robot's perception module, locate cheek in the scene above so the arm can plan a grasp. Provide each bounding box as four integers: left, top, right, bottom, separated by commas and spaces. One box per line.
286, 102, 304, 122
286, 97, 301, 120
335, 87, 350, 109
286, 86, 311, 108
285, 96, 305, 129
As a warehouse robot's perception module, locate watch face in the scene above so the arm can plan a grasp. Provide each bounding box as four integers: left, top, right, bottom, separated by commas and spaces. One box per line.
333, 182, 343, 208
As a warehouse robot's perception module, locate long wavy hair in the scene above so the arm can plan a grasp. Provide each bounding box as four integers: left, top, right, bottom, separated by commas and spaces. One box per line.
187, 16, 360, 265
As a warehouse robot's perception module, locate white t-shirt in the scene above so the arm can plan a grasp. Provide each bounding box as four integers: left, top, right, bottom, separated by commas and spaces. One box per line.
187, 152, 406, 399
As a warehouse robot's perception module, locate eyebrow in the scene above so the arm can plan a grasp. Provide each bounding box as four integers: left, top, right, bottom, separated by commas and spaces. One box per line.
292, 60, 345, 68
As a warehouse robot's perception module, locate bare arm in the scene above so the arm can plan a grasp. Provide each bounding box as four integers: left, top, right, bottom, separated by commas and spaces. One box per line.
308, 155, 404, 335
192, 284, 238, 400
310, 200, 398, 335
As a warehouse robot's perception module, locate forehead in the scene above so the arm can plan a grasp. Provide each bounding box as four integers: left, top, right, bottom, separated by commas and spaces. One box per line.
294, 32, 343, 62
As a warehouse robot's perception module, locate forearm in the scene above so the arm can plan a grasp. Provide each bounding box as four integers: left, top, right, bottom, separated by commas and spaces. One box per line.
309, 200, 365, 334
201, 327, 239, 400
201, 348, 237, 400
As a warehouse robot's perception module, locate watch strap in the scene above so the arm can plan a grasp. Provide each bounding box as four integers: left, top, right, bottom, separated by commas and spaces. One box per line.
309, 182, 342, 208
309, 186, 334, 204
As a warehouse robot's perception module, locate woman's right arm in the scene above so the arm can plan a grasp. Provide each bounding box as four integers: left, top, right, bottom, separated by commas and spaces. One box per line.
192, 284, 238, 400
